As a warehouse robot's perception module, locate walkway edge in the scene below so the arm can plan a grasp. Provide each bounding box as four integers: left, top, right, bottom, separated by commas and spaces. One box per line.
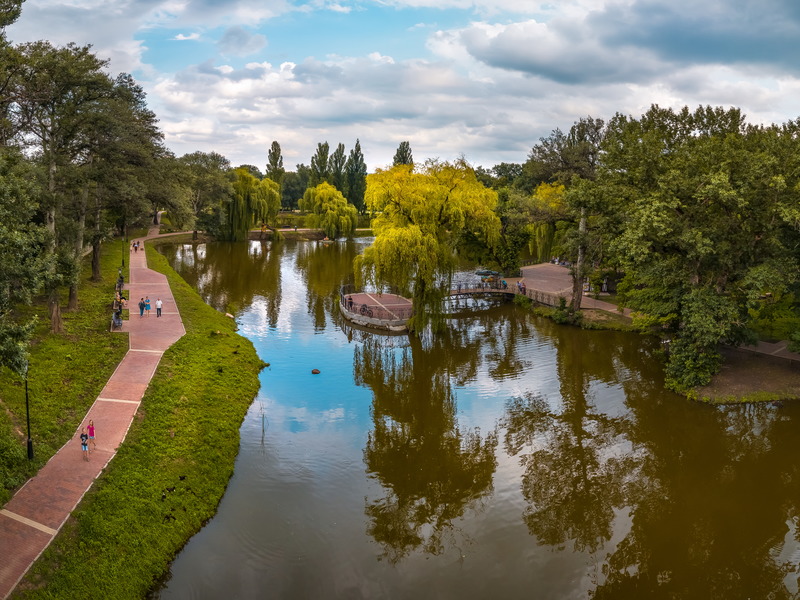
0, 226, 185, 600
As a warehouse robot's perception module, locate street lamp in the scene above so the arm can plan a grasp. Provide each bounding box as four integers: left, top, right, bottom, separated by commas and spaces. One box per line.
24, 363, 33, 460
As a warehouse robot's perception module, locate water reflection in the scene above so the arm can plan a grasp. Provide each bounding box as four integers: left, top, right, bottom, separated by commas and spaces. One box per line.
355, 331, 498, 563
161, 241, 284, 325
156, 240, 800, 600
293, 240, 362, 331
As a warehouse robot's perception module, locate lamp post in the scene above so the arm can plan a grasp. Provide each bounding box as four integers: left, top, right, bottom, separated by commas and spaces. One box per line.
24, 364, 33, 460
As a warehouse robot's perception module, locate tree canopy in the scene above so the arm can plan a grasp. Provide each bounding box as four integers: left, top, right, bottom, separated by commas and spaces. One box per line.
299, 182, 357, 240
356, 160, 500, 332
392, 141, 413, 167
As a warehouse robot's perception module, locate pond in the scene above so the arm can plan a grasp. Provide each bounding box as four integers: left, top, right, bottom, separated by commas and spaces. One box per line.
154, 239, 800, 599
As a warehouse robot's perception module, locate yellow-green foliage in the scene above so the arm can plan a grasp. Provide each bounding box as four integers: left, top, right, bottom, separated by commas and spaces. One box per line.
225, 169, 281, 241
300, 182, 357, 240
357, 160, 501, 331
15, 244, 263, 599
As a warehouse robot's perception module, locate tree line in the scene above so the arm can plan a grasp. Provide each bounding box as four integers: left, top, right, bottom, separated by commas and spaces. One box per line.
361, 109, 800, 392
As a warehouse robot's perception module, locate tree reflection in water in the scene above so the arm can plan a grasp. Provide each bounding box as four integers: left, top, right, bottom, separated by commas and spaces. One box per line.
164, 241, 284, 326
294, 240, 362, 331
355, 328, 498, 563
502, 341, 635, 555
503, 318, 800, 598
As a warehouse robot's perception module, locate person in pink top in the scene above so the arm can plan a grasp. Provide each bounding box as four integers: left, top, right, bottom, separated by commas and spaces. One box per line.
87, 419, 96, 452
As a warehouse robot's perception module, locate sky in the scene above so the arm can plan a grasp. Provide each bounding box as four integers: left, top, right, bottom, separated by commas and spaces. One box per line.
6, 0, 800, 172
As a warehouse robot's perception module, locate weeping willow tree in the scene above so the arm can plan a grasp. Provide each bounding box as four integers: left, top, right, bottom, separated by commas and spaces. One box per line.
355, 160, 500, 333
222, 168, 281, 241
525, 182, 568, 263
299, 182, 357, 240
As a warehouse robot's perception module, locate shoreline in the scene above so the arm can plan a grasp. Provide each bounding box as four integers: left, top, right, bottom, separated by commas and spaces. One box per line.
11, 242, 264, 599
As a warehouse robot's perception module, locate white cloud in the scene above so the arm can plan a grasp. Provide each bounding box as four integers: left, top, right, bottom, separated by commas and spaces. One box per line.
10, 0, 800, 173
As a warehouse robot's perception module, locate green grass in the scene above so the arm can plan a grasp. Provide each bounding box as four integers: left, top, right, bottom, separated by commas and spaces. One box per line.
0, 239, 130, 505
13, 242, 264, 599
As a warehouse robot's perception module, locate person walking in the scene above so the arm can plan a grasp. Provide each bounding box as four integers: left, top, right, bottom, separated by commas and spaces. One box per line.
87, 420, 97, 452
156, 298, 163, 317
80, 427, 89, 461
145, 296, 151, 316
138, 297, 145, 318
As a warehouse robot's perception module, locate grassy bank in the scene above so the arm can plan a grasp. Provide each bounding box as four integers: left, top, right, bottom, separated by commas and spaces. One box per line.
0, 239, 130, 506
13, 242, 264, 599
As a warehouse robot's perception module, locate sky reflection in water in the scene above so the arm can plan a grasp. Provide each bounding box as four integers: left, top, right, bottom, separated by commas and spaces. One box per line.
155, 239, 800, 600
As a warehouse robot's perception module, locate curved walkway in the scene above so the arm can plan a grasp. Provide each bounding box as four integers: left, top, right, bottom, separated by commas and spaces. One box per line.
0, 228, 185, 599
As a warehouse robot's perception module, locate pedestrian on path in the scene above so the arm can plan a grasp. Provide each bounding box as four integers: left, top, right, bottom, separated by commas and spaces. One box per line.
138, 298, 145, 317
80, 428, 89, 461
145, 296, 151, 316
88, 419, 96, 452
133, 241, 138, 253
156, 298, 163, 317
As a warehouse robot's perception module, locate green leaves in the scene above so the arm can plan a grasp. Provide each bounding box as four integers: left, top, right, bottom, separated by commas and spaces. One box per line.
358, 160, 500, 332
300, 182, 357, 240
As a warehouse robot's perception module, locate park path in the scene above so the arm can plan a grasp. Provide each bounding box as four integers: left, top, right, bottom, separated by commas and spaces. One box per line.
0, 227, 185, 599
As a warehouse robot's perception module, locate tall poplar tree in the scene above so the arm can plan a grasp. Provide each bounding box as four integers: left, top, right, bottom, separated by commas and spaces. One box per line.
266, 140, 284, 184
345, 139, 367, 213
309, 142, 330, 187
392, 141, 413, 167
329, 142, 346, 194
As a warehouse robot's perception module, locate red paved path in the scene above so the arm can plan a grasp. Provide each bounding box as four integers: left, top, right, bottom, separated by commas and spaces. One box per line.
0, 228, 185, 599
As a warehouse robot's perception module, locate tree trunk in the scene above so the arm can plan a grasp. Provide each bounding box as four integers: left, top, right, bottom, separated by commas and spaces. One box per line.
46, 158, 61, 331
68, 185, 88, 311
91, 182, 103, 281
91, 242, 101, 281
570, 208, 587, 313
49, 289, 63, 334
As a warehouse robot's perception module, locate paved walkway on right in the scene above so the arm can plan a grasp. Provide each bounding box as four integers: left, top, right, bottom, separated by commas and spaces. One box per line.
520, 263, 632, 316
521, 262, 800, 363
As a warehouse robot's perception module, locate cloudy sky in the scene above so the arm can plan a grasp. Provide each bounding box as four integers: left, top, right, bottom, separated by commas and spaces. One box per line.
7, 0, 800, 172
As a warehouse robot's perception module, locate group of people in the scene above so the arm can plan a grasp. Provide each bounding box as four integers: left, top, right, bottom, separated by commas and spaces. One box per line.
131, 240, 141, 253
137, 296, 163, 317
79, 420, 96, 461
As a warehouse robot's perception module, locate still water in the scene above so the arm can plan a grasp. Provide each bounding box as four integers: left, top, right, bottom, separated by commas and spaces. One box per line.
155, 239, 800, 600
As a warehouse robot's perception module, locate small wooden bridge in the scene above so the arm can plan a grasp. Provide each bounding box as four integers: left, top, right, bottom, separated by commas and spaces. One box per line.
339, 272, 574, 332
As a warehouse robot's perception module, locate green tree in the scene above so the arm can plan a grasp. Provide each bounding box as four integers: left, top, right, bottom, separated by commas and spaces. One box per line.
356, 160, 500, 332
309, 142, 330, 187
392, 140, 413, 167
222, 167, 280, 242
179, 151, 231, 240
265, 140, 284, 184
299, 182, 357, 240
11, 41, 114, 331
329, 142, 346, 193
281, 166, 308, 210
0, 149, 53, 373
524, 117, 606, 313
344, 139, 367, 213
603, 105, 800, 391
